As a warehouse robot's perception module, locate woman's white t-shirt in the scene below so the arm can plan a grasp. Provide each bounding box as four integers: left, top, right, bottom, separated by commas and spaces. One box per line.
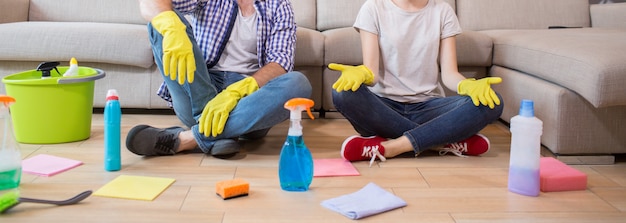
354, 0, 462, 103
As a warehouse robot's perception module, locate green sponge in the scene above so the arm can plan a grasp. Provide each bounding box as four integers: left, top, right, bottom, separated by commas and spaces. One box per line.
0, 191, 20, 214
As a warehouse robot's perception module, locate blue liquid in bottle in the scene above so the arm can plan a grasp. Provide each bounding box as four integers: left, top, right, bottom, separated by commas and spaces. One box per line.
278, 135, 313, 191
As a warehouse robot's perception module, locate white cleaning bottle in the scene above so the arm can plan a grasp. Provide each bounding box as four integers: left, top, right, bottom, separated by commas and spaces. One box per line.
508, 99, 543, 197
62, 57, 79, 77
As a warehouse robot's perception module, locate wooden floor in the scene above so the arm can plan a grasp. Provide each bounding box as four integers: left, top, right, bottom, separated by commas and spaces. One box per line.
4, 113, 626, 222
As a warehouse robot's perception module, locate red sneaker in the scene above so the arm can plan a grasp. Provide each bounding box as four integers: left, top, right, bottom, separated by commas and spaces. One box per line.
341, 135, 387, 167
438, 134, 490, 157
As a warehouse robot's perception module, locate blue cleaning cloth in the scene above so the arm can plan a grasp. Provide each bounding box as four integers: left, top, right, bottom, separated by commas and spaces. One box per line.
320, 182, 407, 219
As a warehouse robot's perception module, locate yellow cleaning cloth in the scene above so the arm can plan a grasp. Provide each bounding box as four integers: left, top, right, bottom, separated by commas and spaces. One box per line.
94, 175, 175, 201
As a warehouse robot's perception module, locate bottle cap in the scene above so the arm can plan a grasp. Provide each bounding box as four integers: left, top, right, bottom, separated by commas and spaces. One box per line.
519, 99, 535, 117
106, 89, 119, 100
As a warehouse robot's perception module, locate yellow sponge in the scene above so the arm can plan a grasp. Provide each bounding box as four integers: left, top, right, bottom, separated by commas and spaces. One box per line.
216, 179, 249, 200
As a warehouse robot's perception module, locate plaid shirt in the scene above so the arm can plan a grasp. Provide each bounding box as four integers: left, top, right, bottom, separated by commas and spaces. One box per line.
157, 0, 297, 104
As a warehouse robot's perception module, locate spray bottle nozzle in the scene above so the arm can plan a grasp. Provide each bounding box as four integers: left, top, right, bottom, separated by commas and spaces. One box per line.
284, 98, 315, 120
36, 61, 60, 78
284, 98, 314, 136
0, 95, 16, 107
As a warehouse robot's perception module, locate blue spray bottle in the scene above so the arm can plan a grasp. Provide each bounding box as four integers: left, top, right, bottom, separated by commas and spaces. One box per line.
278, 98, 315, 191
104, 89, 121, 171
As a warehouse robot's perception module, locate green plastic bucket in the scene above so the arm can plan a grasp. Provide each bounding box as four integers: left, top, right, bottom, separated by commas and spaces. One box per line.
2, 66, 105, 144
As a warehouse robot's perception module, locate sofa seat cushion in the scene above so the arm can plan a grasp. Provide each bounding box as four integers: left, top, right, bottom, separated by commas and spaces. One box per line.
29, 0, 145, 25
295, 27, 325, 67
484, 28, 626, 108
323, 27, 362, 65
0, 22, 153, 68
455, 30, 492, 67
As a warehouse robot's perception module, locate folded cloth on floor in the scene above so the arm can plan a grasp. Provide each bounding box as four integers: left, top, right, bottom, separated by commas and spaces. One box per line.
320, 182, 407, 219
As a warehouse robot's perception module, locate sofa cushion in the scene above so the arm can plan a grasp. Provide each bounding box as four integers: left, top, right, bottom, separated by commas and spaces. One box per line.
316, 0, 367, 31
455, 31, 492, 67
0, 22, 153, 69
295, 27, 325, 67
29, 0, 146, 25
456, 0, 590, 31
291, 0, 316, 30
591, 2, 626, 29
323, 27, 362, 65
0, 0, 29, 23
485, 28, 626, 108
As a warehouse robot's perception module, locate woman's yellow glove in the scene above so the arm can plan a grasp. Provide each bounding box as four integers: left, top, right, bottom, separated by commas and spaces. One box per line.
457, 77, 502, 109
328, 63, 374, 92
199, 77, 259, 137
152, 11, 196, 85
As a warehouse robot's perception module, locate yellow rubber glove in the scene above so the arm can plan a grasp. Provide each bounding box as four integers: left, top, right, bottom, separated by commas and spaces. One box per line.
328, 63, 374, 92
457, 77, 502, 109
151, 11, 196, 85
199, 77, 259, 137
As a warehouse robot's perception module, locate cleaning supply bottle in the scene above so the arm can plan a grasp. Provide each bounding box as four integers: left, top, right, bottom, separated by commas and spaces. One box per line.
0, 95, 22, 205
62, 57, 79, 77
508, 99, 543, 196
104, 89, 121, 171
278, 98, 315, 192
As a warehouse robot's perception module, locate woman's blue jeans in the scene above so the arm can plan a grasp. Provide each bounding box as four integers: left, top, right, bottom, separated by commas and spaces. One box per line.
148, 13, 312, 152
332, 86, 503, 153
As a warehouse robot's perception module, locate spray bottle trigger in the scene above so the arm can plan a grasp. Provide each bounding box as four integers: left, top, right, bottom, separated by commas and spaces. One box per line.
0, 95, 16, 107
36, 61, 61, 78
304, 107, 314, 120
284, 98, 315, 120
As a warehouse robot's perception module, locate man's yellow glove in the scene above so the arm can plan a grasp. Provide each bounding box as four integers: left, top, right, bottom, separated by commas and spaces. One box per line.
199, 77, 259, 137
457, 77, 502, 109
328, 63, 374, 92
151, 11, 196, 85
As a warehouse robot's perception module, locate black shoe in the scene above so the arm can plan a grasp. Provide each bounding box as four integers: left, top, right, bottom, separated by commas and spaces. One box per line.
210, 139, 240, 156
126, 125, 185, 156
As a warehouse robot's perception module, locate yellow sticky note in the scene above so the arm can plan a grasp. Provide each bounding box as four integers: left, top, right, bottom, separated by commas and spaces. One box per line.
94, 175, 176, 201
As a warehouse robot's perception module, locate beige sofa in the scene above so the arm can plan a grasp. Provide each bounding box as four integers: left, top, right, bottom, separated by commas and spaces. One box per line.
458, 0, 626, 163
1, 0, 625, 162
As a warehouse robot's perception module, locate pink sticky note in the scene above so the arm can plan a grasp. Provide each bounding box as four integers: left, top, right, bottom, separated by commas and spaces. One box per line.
314, 158, 360, 177
22, 154, 83, 177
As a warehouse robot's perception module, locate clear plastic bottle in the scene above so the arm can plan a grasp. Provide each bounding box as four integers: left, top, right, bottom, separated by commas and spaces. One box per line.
104, 89, 121, 171
508, 99, 543, 196
278, 98, 315, 191
0, 95, 22, 201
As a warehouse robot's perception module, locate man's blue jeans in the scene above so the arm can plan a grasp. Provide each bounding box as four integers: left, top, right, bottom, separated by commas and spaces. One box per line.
148, 13, 312, 152
332, 87, 503, 153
